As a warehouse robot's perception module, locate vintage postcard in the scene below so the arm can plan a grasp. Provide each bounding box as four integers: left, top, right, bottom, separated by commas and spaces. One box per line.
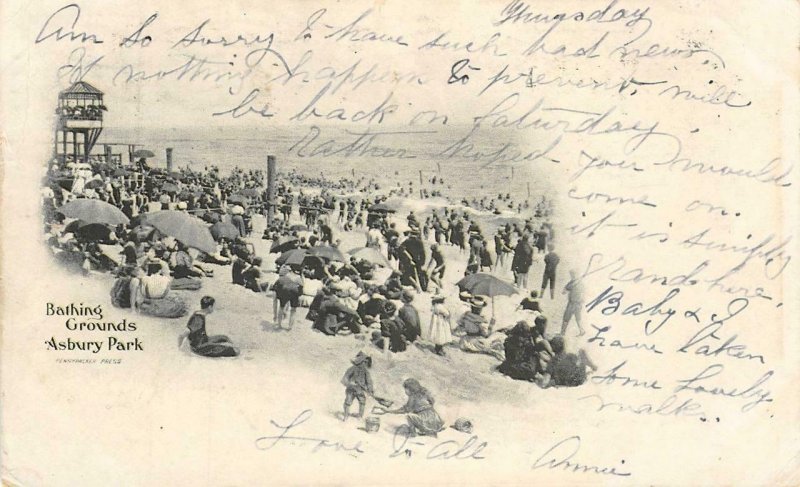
1, 0, 798, 485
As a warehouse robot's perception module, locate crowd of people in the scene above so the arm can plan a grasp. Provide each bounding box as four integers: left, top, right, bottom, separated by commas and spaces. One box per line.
42, 153, 596, 393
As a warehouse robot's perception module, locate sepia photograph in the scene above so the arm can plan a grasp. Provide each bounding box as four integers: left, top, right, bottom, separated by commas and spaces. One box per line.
1, 0, 798, 485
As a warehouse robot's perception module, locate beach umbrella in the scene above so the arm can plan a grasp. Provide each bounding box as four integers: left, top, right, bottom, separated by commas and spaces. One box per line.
141, 210, 216, 254
132, 149, 155, 158
55, 177, 74, 191
75, 223, 114, 242
290, 224, 309, 232
270, 236, 298, 253
383, 197, 405, 211
161, 182, 180, 193
348, 246, 391, 267
369, 203, 394, 213
276, 248, 307, 266
236, 188, 261, 197
308, 245, 347, 262
57, 199, 129, 226
209, 222, 240, 241
456, 273, 518, 318
228, 194, 249, 206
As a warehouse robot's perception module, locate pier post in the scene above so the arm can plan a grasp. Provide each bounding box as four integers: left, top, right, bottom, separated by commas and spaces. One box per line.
73, 132, 79, 162
104, 145, 112, 164
166, 148, 173, 172
83, 130, 90, 163
527, 182, 531, 198
267, 155, 276, 225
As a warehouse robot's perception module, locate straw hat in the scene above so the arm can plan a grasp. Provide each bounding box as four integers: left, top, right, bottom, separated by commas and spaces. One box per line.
469, 296, 487, 308
380, 301, 397, 318
351, 351, 371, 366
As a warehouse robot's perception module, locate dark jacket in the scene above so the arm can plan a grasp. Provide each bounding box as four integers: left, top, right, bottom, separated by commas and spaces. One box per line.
511, 241, 534, 273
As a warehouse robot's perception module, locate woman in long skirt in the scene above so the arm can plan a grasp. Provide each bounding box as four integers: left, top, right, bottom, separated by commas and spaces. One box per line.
381, 378, 444, 437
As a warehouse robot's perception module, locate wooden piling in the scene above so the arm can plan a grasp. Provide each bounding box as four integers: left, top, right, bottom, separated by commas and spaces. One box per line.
166, 148, 173, 172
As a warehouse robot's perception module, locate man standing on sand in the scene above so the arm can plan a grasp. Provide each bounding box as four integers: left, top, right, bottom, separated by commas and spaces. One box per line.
511, 234, 534, 289
541, 246, 560, 299
561, 270, 586, 336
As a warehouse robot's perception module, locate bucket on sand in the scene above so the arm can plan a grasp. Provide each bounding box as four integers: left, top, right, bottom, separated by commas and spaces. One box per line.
365, 416, 381, 433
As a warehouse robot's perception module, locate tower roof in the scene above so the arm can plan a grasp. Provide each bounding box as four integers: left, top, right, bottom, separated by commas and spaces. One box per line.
60, 81, 104, 97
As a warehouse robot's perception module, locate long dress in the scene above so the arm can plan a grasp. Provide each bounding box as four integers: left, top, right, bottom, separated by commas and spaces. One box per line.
427, 303, 453, 346
401, 393, 445, 436
186, 312, 238, 358
455, 312, 505, 360
547, 352, 588, 387
498, 333, 538, 381
132, 275, 188, 318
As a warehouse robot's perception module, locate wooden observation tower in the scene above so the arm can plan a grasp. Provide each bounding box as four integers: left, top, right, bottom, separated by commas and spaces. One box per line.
54, 81, 106, 163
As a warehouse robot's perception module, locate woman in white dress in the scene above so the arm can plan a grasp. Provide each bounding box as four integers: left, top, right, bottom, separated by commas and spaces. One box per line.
427, 295, 453, 356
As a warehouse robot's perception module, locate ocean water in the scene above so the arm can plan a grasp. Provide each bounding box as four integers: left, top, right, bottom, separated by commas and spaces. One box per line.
99, 125, 554, 202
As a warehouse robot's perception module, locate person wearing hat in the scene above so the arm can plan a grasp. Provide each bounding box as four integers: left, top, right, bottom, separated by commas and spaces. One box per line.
398, 290, 421, 343
376, 300, 406, 353
454, 296, 504, 361
341, 352, 374, 421
399, 228, 427, 291
427, 295, 453, 356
